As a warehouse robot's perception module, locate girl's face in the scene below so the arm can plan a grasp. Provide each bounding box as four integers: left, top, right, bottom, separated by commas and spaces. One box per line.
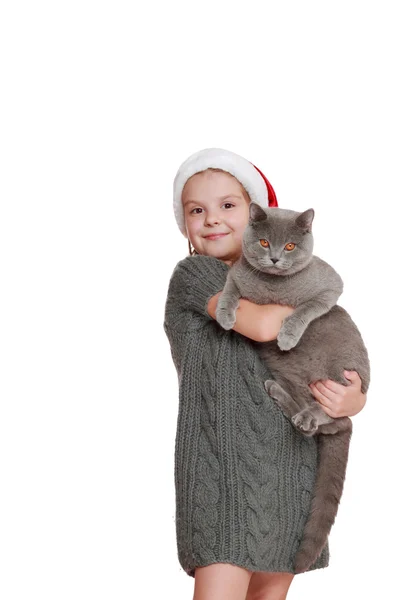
182, 170, 250, 265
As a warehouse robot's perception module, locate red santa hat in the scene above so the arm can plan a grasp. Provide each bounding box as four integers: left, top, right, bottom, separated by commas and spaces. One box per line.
173, 147, 278, 237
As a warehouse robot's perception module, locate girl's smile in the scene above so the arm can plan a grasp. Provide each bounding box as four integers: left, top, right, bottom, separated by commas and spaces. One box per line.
203, 232, 229, 240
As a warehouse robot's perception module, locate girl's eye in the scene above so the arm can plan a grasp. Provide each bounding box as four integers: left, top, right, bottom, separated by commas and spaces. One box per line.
190, 203, 234, 215
285, 243, 296, 251
260, 239, 269, 248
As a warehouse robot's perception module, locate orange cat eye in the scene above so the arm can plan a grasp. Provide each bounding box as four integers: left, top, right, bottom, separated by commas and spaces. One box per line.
285, 243, 296, 251
260, 239, 269, 248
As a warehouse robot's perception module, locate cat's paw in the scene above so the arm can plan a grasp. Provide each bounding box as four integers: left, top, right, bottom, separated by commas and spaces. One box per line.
277, 319, 304, 351
215, 306, 236, 330
277, 330, 300, 351
292, 412, 318, 436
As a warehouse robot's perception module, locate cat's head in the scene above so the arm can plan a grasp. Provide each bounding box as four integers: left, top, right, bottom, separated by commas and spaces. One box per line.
242, 204, 315, 275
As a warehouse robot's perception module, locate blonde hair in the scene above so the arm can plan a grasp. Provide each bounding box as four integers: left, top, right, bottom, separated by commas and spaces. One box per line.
184, 168, 250, 256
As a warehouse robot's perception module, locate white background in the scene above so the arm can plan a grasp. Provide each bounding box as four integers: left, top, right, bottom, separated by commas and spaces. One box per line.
1, 1, 398, 598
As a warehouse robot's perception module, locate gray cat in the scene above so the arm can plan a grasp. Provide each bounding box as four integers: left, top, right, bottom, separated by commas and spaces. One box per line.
215, 204, 370, 574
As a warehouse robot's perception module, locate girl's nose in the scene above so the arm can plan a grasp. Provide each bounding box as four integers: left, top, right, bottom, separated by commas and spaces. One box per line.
204, 212, 221, 225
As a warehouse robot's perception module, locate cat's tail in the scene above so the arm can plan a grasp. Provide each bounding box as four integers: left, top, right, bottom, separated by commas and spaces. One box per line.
294, 419, 353, 574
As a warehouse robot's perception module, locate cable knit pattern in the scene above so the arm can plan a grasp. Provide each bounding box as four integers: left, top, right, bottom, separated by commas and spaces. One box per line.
164, 255, 329, 577
192, 325, 221, 565
236, 340, 280, 570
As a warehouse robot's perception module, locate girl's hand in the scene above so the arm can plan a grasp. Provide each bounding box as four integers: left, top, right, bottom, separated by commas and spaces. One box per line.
309, 370, 367, 418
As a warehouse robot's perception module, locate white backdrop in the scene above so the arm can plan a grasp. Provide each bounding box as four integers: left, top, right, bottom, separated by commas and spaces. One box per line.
1, 1, 398, 598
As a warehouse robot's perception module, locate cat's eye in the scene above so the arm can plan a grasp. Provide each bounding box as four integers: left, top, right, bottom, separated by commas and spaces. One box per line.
285, 243, 296, 251
260, 239, 269, 248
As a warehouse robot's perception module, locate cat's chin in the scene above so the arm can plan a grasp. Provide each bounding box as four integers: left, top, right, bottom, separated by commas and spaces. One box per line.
262, 265, 291, 275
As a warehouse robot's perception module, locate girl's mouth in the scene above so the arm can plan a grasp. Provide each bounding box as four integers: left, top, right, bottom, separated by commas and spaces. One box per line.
204, 233, 228, 240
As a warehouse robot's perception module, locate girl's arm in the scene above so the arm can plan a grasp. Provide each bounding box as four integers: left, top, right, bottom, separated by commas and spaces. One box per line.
309, 372, 367, 417
207, 292, 294, 342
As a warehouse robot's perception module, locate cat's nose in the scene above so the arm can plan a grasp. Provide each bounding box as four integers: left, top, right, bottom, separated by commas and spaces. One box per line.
271, 258, 279, 264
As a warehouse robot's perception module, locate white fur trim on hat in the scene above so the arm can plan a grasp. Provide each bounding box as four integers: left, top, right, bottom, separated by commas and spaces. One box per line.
173, 148, 270, 238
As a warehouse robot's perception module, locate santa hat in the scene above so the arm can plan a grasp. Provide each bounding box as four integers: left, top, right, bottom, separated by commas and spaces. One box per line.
173, 147, 278, 237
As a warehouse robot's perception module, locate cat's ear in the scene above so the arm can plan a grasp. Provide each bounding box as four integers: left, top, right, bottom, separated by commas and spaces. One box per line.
249, 202, 267, 223
295, 208, 314, 232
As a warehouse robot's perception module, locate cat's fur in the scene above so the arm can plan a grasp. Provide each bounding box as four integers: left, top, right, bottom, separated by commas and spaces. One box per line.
215, 204, 370, 574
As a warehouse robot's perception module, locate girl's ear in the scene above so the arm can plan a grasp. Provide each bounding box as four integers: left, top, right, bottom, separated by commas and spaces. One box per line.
249, 202, 268, 223
295, 208, 314, 232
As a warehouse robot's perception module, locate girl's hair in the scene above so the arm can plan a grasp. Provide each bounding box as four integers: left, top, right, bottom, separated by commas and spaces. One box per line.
188, 239, 198, 256
185, 168, 250, 256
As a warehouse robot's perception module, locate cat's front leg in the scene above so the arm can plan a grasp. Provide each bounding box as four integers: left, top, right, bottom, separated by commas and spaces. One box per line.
215, 274, 241, 330
277, 315, 308, 351
277, 291, 340, 351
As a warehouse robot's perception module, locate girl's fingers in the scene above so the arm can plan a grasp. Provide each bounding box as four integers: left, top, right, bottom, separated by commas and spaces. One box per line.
309, 381, 336, 403
309, 383, 335, 411
318, 378, 347, 394
309, 384, 338, 417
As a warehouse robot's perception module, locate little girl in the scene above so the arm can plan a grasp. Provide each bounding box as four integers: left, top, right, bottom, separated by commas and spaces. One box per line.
164, 148, 366, 600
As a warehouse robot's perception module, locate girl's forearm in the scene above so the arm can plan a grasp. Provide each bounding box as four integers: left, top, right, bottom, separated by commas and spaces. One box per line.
207, 293, 294, 342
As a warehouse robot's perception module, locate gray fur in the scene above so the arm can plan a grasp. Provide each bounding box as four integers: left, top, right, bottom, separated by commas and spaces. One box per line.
215, 204, 370, 573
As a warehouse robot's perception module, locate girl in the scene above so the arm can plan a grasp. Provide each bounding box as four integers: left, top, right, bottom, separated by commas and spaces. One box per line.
164, 148, 366, 600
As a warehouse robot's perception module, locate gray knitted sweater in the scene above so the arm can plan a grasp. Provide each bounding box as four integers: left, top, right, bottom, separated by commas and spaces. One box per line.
164, 254, 329, 578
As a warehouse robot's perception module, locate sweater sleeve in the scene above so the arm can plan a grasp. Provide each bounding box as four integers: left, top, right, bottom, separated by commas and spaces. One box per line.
163, 255, 230, 334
